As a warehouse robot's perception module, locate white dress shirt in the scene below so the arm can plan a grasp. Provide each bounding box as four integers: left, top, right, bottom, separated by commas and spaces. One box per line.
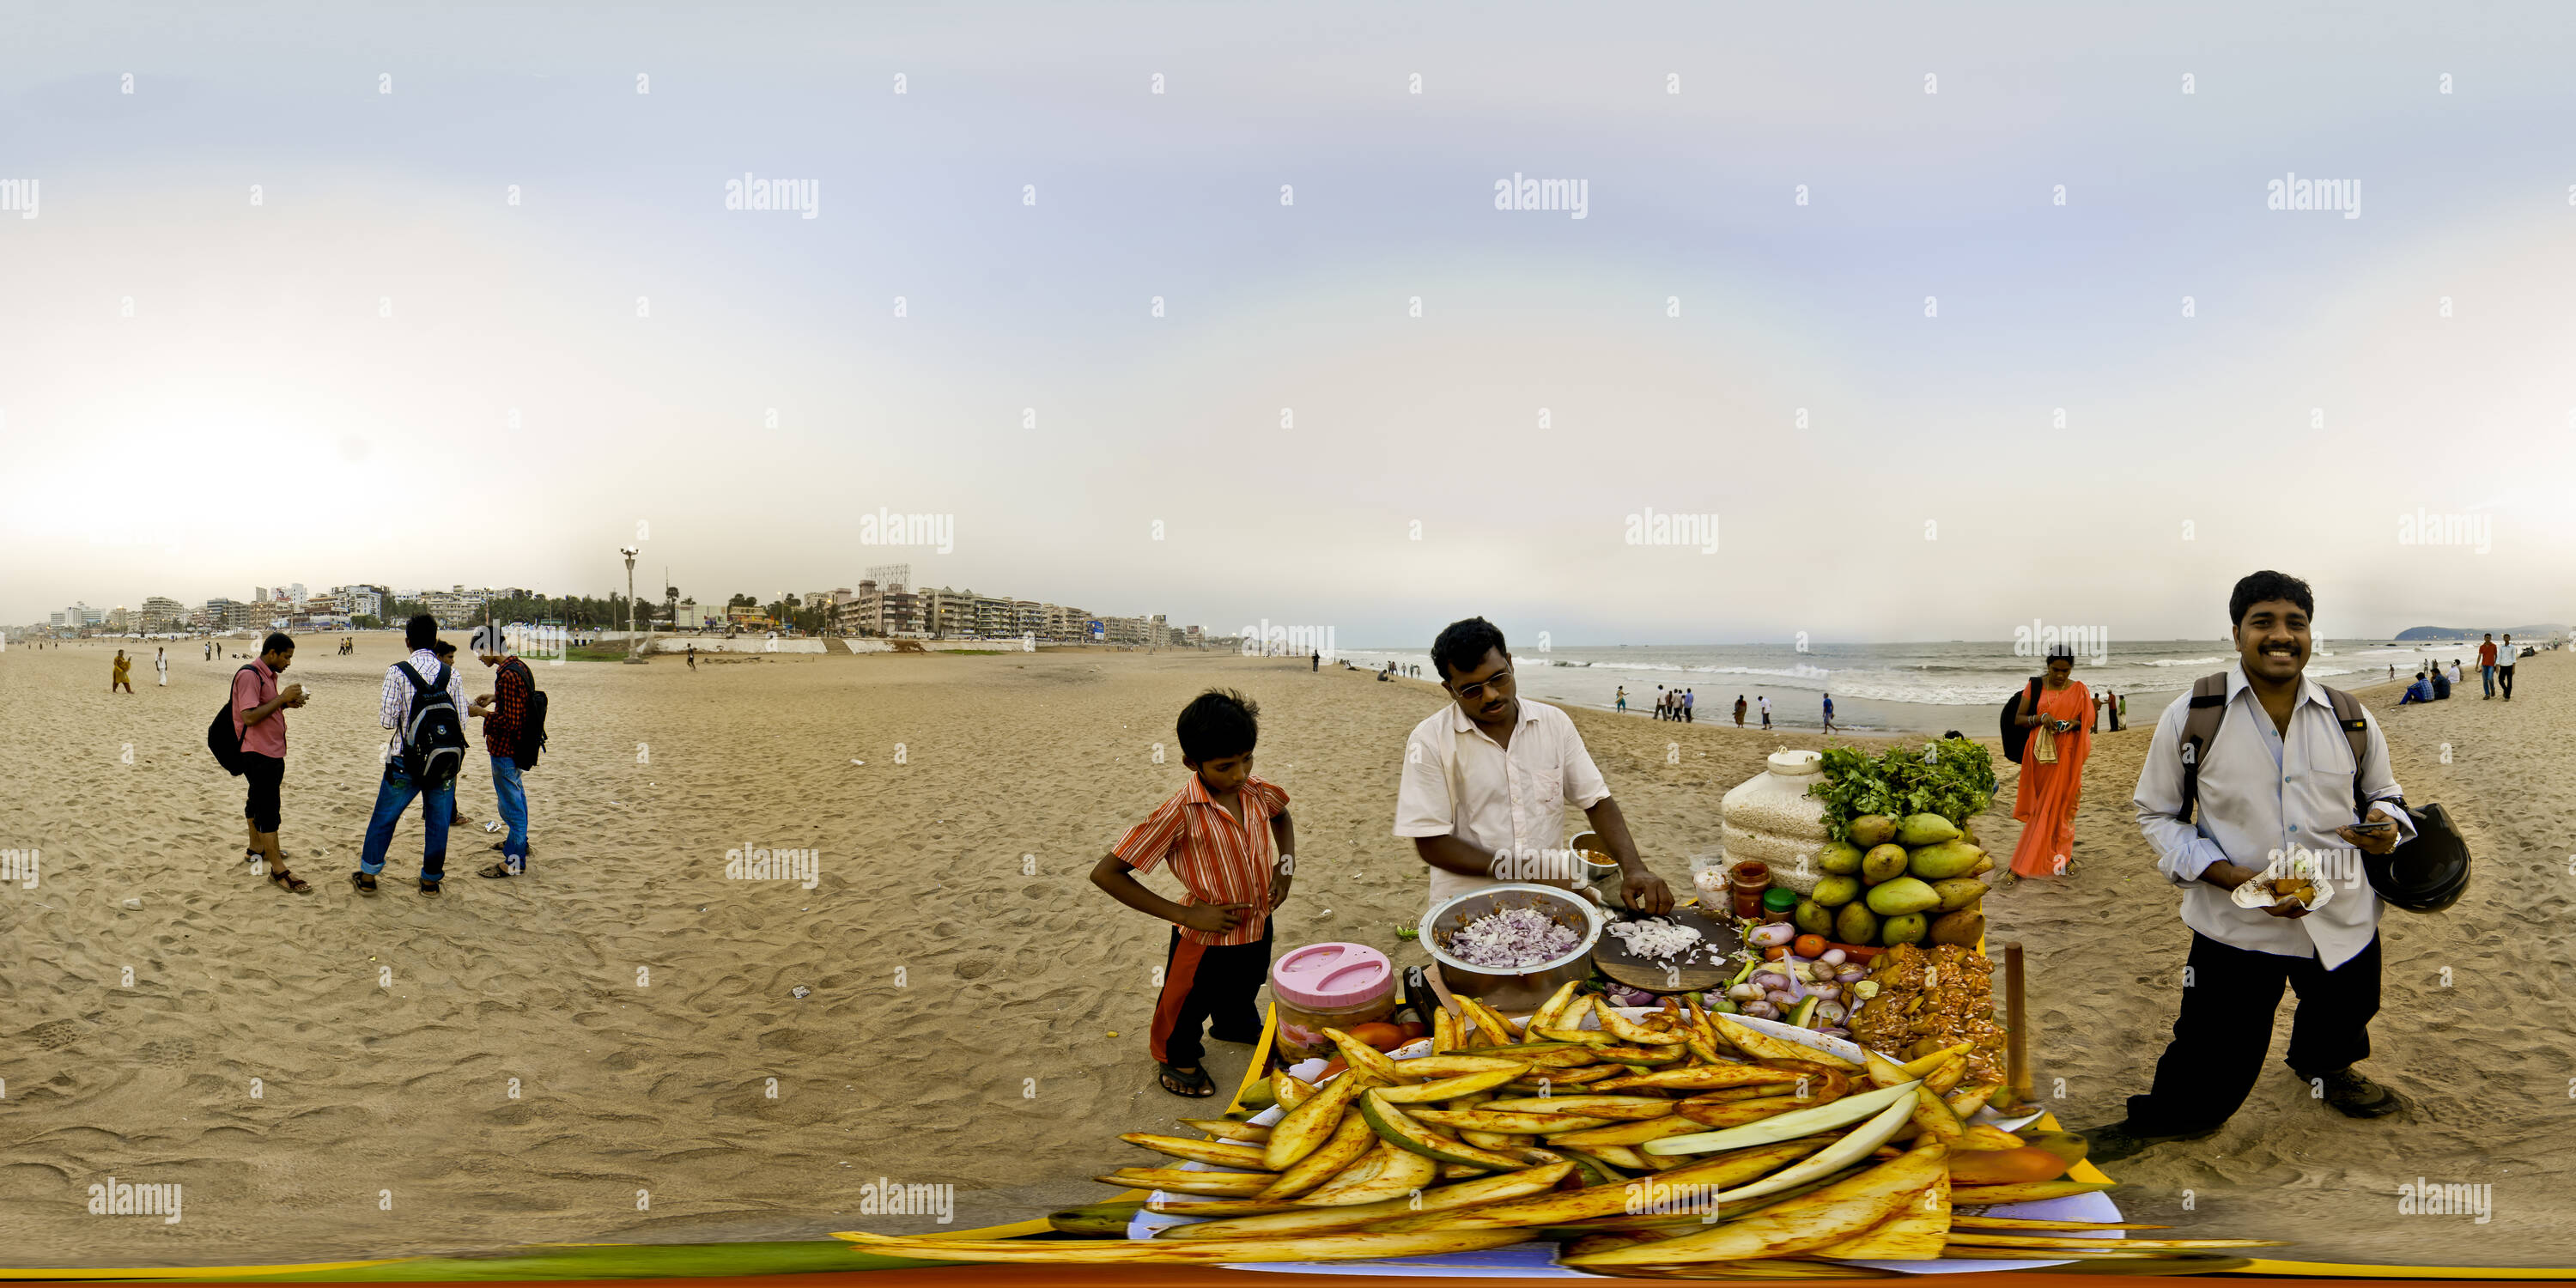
2133, 665, 2413, 969
1394, 698, 1612, 911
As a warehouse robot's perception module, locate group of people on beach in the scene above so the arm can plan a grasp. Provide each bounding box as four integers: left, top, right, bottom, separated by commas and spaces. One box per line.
1097, 574, 2425, 1186
223, 615, 539, 897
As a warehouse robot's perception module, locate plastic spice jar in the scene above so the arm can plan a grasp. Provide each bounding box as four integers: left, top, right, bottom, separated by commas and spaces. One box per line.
1728, 861, 1773, 920
1760, 886, 1801, 924
1269, 942, 1395, 1063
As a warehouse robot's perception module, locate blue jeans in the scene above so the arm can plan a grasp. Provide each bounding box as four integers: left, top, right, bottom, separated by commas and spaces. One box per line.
360, 762, 454, 880
490, 754, 529, 868
2481, 665, 2495, 696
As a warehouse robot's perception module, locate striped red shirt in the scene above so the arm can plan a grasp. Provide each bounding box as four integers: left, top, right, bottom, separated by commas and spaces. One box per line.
1114, 774, 1290, 946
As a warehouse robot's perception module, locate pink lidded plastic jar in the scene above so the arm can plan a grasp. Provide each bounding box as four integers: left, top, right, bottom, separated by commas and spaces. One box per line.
1268, 942, 1395, 1064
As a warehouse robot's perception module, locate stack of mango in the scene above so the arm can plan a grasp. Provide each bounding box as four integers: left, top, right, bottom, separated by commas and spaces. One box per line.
1795, 812, 1993, 950
835, 985, 2278, 1272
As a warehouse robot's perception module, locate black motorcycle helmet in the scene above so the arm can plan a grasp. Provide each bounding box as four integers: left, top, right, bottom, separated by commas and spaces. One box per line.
2364, 802, 2471, 913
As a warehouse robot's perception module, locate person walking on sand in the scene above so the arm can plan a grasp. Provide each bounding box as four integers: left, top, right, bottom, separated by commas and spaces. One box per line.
2083, 569, 2411, 1163
155, 647, 168, 687
1615, 685, 1627, 714
1395, 616, 1673, 934
1757, 693, 1771, 728
687, 644, 697, 671
2497, 634, 2518, 700
112, 649, 134, 693
231, 632, 313, 893
2008, 644, 2091, 878
1311, 649, 1319, 672
1090, 689, 1295, 1098
1822, 692, 1837, 733
1735, 694, 1747, 726
1683, 688, 1695, 722
353, 615, 471, 896
469, 626, 536, 878
2477, 633, 2496, 698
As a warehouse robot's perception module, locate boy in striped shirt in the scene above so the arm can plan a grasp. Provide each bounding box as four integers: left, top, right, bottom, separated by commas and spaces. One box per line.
1091, 689, 1297, 1098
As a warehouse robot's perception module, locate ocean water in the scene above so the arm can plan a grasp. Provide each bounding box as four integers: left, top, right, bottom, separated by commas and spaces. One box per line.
1337, 640, 2440, 734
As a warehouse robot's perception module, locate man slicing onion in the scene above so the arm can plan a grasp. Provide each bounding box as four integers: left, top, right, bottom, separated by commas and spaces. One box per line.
1394, 617, 1674, 924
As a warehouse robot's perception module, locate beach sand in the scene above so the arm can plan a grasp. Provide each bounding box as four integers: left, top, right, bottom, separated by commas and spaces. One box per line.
0, 638, 2565, 1266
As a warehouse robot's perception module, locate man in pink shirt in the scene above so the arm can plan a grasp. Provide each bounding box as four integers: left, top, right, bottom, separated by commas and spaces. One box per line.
232, 632, 313, 894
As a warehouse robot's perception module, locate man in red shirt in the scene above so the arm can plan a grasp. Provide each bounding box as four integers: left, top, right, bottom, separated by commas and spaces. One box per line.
2477, 633, 2497, 699
469, 626, 537, 878
232, 632, 313, 894
1090, 689, 1296, 1098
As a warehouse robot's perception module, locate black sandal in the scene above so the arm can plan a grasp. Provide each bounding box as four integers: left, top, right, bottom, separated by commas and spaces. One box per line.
269, 868, 313, 895
419, 879, 442, 896
350, 872, 378, 894
1157, 1062, 1217, 1098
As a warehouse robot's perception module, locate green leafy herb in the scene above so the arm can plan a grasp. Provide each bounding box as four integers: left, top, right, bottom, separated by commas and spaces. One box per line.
1805, 738, 1997, 842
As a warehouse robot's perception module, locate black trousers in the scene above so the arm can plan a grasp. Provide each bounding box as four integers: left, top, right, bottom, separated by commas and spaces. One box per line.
2124, 931, 2380, 1136
2498, 665, 2515, 699
1151, 922, 1273, 1067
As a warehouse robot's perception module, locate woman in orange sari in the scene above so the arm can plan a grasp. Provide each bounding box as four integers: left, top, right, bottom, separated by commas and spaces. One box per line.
2009, 647, 2091, 878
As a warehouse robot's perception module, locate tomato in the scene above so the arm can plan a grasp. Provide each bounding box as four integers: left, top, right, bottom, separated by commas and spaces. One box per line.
1349, 1021, 1407, 1051
1763, 945, 1789, 961
1396, 1020, 1429, 1040
1793, 934, 1828, 959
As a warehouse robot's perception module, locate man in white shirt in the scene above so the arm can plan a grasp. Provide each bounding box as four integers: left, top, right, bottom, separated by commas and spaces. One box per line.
2087, 572, 2412, 1163
352, 614, 471, 896
1394, 617, 1674, 918
2496, 633, 2517, 700
1756, 694, 1771, 727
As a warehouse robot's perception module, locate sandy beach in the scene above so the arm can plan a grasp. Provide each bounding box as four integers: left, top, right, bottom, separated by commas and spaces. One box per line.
0, 638, 2566, 1267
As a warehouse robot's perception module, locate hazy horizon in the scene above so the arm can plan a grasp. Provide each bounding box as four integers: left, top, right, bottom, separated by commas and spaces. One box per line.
6, 1, 2572, 641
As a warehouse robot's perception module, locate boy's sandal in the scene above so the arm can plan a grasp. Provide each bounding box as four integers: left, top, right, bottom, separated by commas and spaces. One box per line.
269, 868, 313, 895
1157, 1062, 1217, 1098
419, 879, 442, 896
477, 861, 518, 878
350, 872, 379, 894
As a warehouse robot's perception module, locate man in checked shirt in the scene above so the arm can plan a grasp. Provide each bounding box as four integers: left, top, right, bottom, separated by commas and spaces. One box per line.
468, 625, 537, 878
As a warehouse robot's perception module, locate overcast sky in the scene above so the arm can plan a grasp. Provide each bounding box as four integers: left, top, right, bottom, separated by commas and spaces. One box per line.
4, 1, 2572, 643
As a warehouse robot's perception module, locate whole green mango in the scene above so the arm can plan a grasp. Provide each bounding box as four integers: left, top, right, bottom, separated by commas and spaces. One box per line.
1895, 813, 1962, 847
1849, 815, 1899, 848
1865, 875, 1941, 916
1880, 911, 1929, 945
1816, 841, 1865, 875
1862, 844, 1910, 884
1907, 840, 1985, 881
1835, 902, 1879, 946
1811, 874, 1862, 908
1930, 877, 1989, 911
1793, 898, 1835, 939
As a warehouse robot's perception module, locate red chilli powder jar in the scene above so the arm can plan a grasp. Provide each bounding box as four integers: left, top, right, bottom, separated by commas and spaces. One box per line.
1268, 942, 1395, 1064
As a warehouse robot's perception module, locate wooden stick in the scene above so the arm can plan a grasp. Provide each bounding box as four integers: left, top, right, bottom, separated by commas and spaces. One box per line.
2002, 944, 2030, 1104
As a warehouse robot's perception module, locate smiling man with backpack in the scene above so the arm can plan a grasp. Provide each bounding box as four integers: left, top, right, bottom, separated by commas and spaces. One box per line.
469, 625, 544, 878
354, 615, 471, 896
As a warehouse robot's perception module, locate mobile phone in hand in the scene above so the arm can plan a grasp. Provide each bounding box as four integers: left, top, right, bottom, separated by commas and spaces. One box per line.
2349, 820, 2396, 835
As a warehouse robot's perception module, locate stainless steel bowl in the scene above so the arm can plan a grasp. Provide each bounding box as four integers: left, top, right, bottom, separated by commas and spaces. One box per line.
1419, 883, 1604, 1014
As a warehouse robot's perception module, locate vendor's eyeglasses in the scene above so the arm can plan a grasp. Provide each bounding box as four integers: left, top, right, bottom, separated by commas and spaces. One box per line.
1452, 668, 1516, 702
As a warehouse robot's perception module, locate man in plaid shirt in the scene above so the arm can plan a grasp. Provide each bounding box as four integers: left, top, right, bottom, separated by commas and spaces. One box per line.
468, 625, 536, 878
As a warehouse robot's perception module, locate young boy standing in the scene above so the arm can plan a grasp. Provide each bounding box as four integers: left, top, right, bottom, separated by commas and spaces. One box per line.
1090, 690, 1296, 1099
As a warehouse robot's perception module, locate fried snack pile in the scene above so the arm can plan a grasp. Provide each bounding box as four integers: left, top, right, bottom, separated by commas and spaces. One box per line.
1848, 945, 2009, 1088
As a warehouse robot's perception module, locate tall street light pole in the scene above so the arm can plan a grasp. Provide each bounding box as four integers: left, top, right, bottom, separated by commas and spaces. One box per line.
620, 545, 646, 664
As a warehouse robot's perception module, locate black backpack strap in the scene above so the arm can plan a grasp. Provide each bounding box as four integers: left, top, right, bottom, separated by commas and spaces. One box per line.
2321, 685, 2377, 818
2176, 672, 2233, 823
396, 660, 444, 695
